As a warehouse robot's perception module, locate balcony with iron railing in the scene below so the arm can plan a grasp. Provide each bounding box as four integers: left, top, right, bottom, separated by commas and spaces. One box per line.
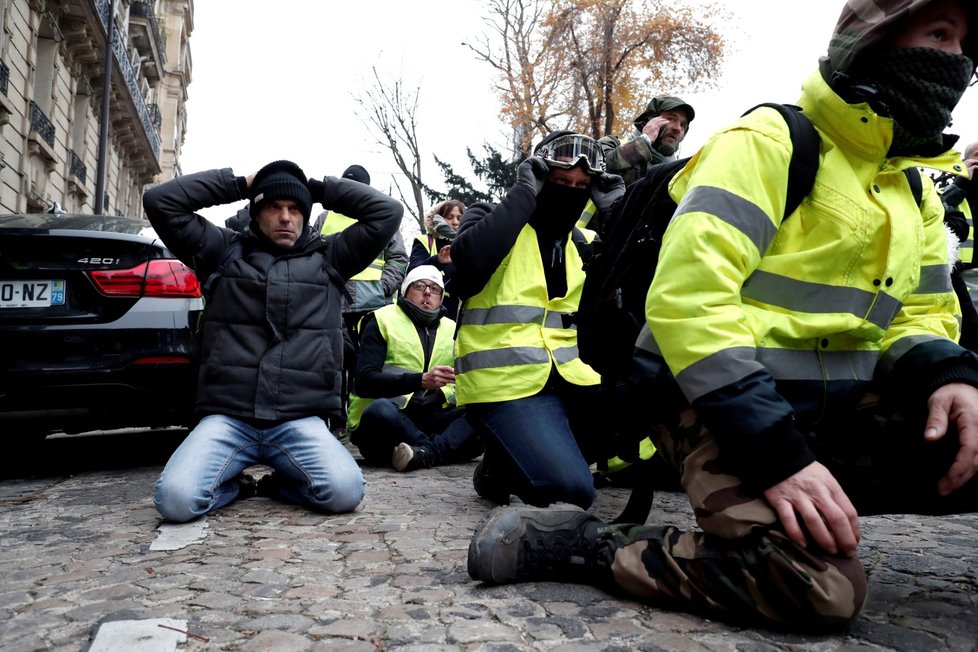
29, 101, 56, 148
128, 0, 166, 82
70, 149, 87, 185
93, 0, 161, 161
129, 0, 166, 53
0, 60, 8, 96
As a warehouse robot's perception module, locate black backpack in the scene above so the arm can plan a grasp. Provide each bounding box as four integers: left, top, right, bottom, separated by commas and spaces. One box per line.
576, 103, 822, 379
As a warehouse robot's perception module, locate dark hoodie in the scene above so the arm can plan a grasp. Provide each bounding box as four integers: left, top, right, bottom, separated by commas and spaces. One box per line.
452, 132, 592, 300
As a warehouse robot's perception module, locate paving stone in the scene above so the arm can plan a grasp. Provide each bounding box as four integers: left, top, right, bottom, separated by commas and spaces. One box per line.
4, 442, 978, 650
238, 629, 313, 651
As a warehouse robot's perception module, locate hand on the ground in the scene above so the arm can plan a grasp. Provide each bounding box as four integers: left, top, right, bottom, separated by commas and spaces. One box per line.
763, 460, 860, 558
516, 156, 550, 196
641, 116, 669, 141
591, 172, 625, 213
924, 382, 978, 495
421, 365, 455, 390
437, 245, 452, 265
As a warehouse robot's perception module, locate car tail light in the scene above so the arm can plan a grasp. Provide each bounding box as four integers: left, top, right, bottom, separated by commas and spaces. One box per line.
89, 260, 202, 297
132, 356, 193, 364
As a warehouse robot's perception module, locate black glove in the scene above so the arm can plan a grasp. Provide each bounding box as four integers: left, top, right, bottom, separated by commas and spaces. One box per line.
590, 171, 625, 214
945, 207, 970, 243
307, 178, 326, 203
516, 156, 550, 196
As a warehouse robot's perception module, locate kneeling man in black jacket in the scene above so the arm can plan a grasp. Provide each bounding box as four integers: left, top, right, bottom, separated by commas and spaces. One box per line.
144, 160, 402, 522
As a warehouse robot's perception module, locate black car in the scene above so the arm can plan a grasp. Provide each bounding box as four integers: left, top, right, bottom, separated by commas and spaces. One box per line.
0, 212, 203, 440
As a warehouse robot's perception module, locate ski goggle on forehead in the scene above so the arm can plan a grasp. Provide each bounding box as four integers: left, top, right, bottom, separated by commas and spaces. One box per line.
535, 134, 606, 175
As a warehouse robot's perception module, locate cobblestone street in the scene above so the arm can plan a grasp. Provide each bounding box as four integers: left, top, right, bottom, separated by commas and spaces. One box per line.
1, 431, 977, 651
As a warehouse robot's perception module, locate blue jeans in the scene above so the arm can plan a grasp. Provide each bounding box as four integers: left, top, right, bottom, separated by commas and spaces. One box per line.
155, 415, 364, 522
470, 391, 596, 509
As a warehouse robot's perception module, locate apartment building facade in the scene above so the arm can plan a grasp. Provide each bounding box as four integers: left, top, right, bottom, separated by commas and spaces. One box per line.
0, 0, 192, 217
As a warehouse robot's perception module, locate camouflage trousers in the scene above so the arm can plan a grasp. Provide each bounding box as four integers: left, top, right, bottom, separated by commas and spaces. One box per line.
595, 388, 978, 628
595, 407, 867, 630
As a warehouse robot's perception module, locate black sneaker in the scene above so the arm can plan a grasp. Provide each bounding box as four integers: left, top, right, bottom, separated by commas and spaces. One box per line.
473, 455, 510, 504
237, 473, 259, 500
467, 505, 607, 584
392, 443, 435, 472
255, 471, 280, 498
238, 471, 280, 499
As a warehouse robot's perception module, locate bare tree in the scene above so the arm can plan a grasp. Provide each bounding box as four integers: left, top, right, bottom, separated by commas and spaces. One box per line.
468, 0, 727, 150
463, 0, 572, 156
353, 67, 426, 229
550, 0, 726, 139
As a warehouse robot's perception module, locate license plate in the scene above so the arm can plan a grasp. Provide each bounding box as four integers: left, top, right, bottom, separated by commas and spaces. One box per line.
0, 280, 65, 308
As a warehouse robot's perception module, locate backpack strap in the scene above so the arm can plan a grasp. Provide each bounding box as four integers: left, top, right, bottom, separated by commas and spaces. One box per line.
570, 226, 592, 267
202, 237, 244, 298
312, 235, 354, 304
747, 103, 923, 212
570, 227, 589, 251
904, 167, 923, 207
743, 103, 821, 219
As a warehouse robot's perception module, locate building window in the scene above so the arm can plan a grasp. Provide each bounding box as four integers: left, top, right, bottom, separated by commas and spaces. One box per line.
32, 30, 57, 115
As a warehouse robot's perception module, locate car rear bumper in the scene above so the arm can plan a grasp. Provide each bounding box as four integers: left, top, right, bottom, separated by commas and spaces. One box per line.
0, 362, 197, 434
0, 304, 201, 434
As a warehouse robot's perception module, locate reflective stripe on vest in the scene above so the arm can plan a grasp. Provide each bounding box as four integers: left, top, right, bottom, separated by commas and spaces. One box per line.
739, 264, 950, 331
347, 303, 457, 430
576, 199, 597, 229
961, 200, 974, 264
321, 211, 385, 281
636, 323, 881, 402
605, 437, 657, 474
455, 225, 599, 405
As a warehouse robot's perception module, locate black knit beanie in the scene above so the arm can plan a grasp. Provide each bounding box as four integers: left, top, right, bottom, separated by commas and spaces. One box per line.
249, 160, 312, 222
342, 164, 370, 185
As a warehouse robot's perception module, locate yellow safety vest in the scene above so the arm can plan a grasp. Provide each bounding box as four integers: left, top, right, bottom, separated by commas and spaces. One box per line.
455, 225, 599, 405
415, 233, 437, 256
347, 304, 457, 430
641, 70, 961, 405
321, 212, 385, 281
576, 199, 597, 230
959, 198, 973, 265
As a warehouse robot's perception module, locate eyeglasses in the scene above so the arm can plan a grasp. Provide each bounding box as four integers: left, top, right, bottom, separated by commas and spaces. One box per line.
408, 281, 443, 296
534, 134, 605, 175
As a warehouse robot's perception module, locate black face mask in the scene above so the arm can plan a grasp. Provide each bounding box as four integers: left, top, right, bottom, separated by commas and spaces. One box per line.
528, 182, 591, 240
397, 295, 443, 326
849, 47, 973, 156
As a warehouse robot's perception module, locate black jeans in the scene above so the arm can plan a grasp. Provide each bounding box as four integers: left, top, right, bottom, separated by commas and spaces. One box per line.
351, 399, 482, 467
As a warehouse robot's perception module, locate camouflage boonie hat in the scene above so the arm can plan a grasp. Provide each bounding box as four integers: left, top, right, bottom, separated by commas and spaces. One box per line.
827, 0, 978, 74
632, 95, 695, 132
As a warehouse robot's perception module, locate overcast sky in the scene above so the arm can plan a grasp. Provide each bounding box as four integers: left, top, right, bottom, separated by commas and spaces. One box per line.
177, 1, 978, 228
